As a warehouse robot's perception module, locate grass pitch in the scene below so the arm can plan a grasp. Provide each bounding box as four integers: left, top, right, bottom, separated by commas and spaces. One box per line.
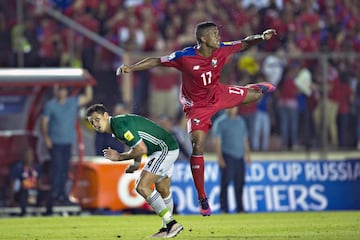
0, 211, 359, 240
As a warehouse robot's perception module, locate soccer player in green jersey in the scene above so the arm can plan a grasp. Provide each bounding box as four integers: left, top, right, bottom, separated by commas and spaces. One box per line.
85, 104, 183, 238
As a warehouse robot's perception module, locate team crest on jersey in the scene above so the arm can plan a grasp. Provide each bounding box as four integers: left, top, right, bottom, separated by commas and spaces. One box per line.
211, 58, 217, 67
193, 118, 200, 125
124, 130, 134, 141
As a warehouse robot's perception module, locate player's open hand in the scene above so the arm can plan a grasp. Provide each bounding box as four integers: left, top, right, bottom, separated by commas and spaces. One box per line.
262, 29, 277, 40
116, 64, 131, 75
103, 147, 120, 161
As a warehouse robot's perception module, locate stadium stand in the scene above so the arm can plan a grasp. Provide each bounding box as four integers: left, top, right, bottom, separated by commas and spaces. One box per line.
1, 0, 360, 215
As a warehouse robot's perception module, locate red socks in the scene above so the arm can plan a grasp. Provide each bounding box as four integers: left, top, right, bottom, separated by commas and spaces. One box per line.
190, 155, 206, 199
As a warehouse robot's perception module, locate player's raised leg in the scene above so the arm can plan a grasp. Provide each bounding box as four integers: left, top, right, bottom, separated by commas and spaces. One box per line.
241, 82, 276, 105
247, 82, 276, 94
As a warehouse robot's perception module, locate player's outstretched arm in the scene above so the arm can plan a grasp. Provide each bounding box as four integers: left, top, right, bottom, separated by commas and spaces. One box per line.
240, 29, 277, 51
116, 57, 162, 75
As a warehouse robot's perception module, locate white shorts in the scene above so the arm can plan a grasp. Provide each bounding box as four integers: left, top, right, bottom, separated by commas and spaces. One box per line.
143, 149, 179, 178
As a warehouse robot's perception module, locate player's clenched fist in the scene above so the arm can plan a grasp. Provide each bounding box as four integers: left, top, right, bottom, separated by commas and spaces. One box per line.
116, 64, 131, 75
262, 29, 277, 40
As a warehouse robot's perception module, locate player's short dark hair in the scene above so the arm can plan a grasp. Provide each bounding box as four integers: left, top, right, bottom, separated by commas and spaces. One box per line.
85, 103, 107, 117
195, 22, 217, 43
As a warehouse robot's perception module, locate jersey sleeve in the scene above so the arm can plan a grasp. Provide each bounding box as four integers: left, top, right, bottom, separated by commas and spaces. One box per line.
220, 40, 243, 54
111, 117, 142, 148
160, 51, 182, 69
122, 129, 142, 148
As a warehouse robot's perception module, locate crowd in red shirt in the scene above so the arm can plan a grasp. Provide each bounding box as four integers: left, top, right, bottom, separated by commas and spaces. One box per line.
1, 0, 360, 149
1, 0, 360, 69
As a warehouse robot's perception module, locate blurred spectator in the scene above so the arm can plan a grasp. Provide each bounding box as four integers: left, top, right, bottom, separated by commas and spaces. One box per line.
73, 6, 100, 73
294, 61, 314, 149
136, 1, 160, 51
296, 1, 320, 34
277, 62, 301, 150
238, 75, 257, 148
36, 16, 61, 67
296, 23, 320, 71
9, 148, 52, 216
148, 67, 180, 120
253, 73, 273, 151
93, 0, 109, 36
59, 25, 83, 68
0, 11, 12, 67
242, 0, 283, 10
158, 113, 192, 161
94, 34, 117, 71
351, 27, 360, 52
237, 47, 260, 78
238, 101, 257, 149
10, 15, 41, 67
258, 0, 283, 51
117, 12, 144, 51
313, 61, 339, 148
212, 106, 251, 213
334, 71, 354, 148
172, 113, 192, 161
50, 0, 74, 10
262, 46, 286, 87
22, 16, 40, 66
353, 79, 360, 149
4, 0, 360, 152
41, 84, 93, 204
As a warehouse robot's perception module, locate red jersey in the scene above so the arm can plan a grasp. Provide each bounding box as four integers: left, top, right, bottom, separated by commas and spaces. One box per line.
160, 41, 243, 107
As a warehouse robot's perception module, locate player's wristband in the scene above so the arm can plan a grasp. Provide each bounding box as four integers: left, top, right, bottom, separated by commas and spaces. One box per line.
254, 34, 264, 40
242, 34, 264, 43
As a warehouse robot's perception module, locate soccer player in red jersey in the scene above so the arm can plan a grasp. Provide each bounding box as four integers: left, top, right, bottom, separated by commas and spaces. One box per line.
117, 22, 276, 216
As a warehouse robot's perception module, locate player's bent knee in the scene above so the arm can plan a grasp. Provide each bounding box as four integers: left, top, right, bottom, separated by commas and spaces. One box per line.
157, 187, 170, 198
135, 181, 150, 198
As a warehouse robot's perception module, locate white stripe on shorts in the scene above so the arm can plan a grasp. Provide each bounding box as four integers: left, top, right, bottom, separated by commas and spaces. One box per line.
143, 149, 179, 178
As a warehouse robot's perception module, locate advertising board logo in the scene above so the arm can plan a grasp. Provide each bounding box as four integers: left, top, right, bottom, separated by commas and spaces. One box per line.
117, 172, 145, 207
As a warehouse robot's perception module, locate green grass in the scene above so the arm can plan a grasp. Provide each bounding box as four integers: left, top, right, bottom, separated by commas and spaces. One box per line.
0, 211, 359, 240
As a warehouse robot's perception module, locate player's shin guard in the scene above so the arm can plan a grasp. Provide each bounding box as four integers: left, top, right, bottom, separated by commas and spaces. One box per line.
147, 190, 173, 223
162, 194, 174, 228
190, 155, 206, 199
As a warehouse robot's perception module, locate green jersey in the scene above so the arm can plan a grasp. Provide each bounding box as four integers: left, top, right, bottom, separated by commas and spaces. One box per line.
110, 114, 179, 155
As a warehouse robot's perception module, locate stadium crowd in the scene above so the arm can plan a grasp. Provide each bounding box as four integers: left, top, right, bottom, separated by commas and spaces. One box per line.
1, 0, 360, 151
